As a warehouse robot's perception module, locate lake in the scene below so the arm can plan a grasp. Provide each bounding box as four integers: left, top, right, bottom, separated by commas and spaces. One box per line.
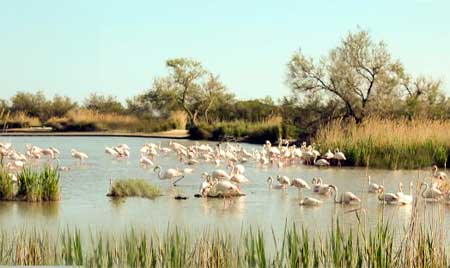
0, 136, 445, 237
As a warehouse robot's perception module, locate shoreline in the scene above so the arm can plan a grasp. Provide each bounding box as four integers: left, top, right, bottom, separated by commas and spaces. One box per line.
0, 129, 190, 139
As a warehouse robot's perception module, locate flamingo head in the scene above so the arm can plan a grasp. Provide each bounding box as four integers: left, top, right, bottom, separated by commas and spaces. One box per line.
153, 165, 161, 172
267, 176, 273, 184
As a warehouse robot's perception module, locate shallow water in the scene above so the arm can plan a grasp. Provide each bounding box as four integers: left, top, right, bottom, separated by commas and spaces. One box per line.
0, 137, 446, 236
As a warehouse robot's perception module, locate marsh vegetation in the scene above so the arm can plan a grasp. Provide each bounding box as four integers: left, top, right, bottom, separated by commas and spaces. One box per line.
0, 166, 60, 202
107, 178, 162, 199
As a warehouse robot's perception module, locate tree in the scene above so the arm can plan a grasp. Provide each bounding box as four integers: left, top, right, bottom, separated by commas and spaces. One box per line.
144, 58, 229, 125
10, 91, 48, 120
84, 93, 124, 114
402, 75, 447, 119
287, 29, 404, 122
48, 95, 77, 118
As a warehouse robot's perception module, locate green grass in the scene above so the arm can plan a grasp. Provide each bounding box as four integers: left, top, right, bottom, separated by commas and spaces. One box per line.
0, 166, 60, 202
0, 218, 446, 268
107, 179, 162, 199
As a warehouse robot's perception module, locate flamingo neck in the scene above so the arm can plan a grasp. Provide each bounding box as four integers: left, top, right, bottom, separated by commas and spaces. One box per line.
421, 183, 428, 198
333, 187, 339, 203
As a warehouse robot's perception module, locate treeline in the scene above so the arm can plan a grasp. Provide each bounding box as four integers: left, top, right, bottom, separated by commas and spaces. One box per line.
1, 29, 449, 143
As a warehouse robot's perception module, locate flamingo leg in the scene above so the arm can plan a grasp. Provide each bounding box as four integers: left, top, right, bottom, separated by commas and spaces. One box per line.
172, 175, 185, 187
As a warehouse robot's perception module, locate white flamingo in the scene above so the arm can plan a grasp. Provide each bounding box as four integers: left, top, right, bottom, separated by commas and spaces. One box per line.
420, 182, 443, 201
432, 165, 447, 180
290, 178, 310, 198
397, 182, 413, 205
140, 155, 154, 166
311, 177, 332, 196
154, 165, 184, 186
329, 185, 361, 204
71, 149, 88, 163
267, 176, 284, 190
333, 149, 346, 167
277, 175, 291, 189
377, 188, 399, 204
368, 176, 384, 193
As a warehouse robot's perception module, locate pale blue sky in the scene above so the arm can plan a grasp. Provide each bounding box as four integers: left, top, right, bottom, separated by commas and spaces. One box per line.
1, 0, 449, 102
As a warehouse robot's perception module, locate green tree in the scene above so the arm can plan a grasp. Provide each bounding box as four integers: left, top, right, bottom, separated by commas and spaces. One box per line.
84, 93, 124, 114
144, 58, 230, 125
10, 91, 48, 119
48, 95, 77, 118
287, 29, 404, 122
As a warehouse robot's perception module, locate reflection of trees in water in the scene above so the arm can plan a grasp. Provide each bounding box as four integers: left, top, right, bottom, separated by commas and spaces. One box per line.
201, 197, 246, 218
0, 201, 60, 221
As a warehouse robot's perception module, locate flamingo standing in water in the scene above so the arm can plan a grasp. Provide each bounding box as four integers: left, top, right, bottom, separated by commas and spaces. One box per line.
276, 175, 291, 190
154, 165, 184, 186
290, 178, 310, 198
368, 176, 384, 193
71, 149, 88, 164
333, 149, 346, 167
377, 188, 399, 204
396, 182, 413, 205
420, 181, 443, 201
329, 185, 360, 204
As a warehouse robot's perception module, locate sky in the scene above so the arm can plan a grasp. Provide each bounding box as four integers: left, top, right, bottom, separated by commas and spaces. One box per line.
0, 0, 449, 103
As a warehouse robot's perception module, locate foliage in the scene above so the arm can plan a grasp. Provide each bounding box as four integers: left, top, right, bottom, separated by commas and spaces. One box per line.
107, 179, 161, 199
286, 29, 444, 123
142, 58, 231, 125
8, 91, 77, 122
84, 93, 125, 114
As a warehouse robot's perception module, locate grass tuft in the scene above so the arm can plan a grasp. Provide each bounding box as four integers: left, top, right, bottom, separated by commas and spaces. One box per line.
107, 179, 162, 199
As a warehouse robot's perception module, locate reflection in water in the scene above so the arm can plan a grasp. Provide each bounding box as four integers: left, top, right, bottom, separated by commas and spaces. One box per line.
0, 201, 60, 227
201, 197, 246, 218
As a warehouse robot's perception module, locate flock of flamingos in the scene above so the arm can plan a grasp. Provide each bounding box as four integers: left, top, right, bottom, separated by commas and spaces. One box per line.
0, 139, 448, 206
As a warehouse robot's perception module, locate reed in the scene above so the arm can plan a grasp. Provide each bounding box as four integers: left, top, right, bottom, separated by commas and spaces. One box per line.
0, 111, 41, 128
0, 205, 447, 268
315, 117, 450, 169
107, 179, 162, 199
0, 165, 60, 202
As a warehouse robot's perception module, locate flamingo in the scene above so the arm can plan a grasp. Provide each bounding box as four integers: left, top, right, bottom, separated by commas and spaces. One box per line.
329, 185, 361, 204
140, 155, 154, 166
314, 157, 330, 167
311, 177, 332, 196
207, 180, 244, 198
267, 176, 284, 190
368, 176, 384, 193
105, 147, 119, 157
211, 169, 231, 181
396, 182, 413, 205
333, 149, 346, 167
277, 175, 291, 189
420, 182, 443, 201
290, 178, 310, 198
71, 149, 88, 163
323, 149, 334, 160
154, 165, 184, 186
377, 188, 399, 204
432, 165, 447, 180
